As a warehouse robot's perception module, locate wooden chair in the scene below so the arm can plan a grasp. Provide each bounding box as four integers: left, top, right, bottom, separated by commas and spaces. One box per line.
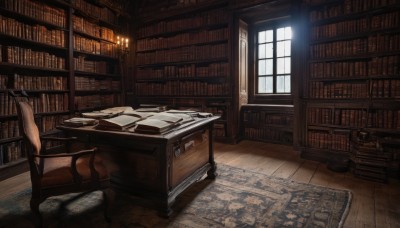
9, 90, 114, 227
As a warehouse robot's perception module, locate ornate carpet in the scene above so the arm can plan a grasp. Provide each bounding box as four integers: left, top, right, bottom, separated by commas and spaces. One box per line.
0, 164, 351, 227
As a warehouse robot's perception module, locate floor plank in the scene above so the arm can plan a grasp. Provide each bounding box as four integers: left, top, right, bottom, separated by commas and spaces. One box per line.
0, 140, 399, 228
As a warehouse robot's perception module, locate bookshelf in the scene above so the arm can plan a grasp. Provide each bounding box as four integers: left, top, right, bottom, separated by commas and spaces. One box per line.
134, 2, 237, 142
0, 0, 127, 180
241, 104, 294, 145
302, 0, 400, 177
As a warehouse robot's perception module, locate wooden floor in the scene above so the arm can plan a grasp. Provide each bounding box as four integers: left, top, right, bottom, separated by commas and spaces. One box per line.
1, 140, 399, 227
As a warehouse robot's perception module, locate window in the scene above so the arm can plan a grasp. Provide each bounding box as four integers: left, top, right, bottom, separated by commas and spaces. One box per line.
257, 24, 292, 94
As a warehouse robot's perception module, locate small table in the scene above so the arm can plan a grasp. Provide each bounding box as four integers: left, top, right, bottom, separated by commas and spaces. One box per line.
58, 116, 219, 216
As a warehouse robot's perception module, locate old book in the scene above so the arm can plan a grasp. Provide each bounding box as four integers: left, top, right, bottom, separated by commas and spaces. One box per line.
122, 110, 154, 119
134, 118, 175, 134
100, 106, 133, 115
63, 117, 98, 127
97, 115, 140, 131
148, 112, 183, 124
81, 111, 113, 119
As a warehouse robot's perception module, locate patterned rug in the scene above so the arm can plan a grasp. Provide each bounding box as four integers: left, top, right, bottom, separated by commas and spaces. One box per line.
0, 164, 351, 228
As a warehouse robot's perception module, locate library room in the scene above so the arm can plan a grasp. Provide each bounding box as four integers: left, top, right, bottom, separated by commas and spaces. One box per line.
0, 0, 399, 227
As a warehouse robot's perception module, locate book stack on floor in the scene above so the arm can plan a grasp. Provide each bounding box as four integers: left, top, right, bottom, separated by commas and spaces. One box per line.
350, 131, 391, 183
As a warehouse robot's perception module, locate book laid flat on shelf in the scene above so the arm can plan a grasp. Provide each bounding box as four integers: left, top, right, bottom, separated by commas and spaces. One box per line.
63, 117, 98, 127
96, 115, 141, 131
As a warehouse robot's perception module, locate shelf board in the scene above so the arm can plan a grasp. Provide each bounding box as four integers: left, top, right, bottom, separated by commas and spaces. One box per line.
137, 22, 229, 40
0, 63, 68, 73
136, 39, 229, 53
0, 136, 23, 144
73, 70, 120, 78
243, 124, 294, 132
310, 28, 400, 44
75, 90, 121, 94
0, 33, 67, 52
136, 76, 227, 83
73, 30, 115, 44
309, 74, 400, 82
135, 95, 231, 99
0, 7, 67, 30
74, 50, 118, 60
136, 57, 229, 68
310, 4, 400, 26
0, 158, 27, 171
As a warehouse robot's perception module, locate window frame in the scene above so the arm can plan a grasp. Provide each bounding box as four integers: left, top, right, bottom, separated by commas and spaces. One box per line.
251, 19, 293, 103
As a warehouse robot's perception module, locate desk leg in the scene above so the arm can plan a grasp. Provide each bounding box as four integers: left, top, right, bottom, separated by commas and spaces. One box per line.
158, 199, 174, 218
207, 122, 218, 179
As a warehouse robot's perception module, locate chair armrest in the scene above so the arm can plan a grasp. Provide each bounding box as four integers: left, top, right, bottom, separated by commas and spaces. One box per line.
40, 136, 80, 154
34, 148, 99, 183
33, 148, 96, 159
40, 136, 78, 142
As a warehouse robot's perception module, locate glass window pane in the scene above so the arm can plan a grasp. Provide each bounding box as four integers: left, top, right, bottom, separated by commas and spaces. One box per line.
259, 76, 273, 93
277, 57, 284, 74
258, 60, 266, 75
277, 75, 291, 93
285, 27, 292, 40
266, 59, 273, 75
277, 28, 285, 41
285, 75, 291, 92
258, 44, 266, 59
285, 40, 291, 56
266, 30, 273, 42
277, 76, 285, 93
258, 31, 266, 43
285, 57, 291, 74
277, 41, 284, 57
266, 43, 273, 58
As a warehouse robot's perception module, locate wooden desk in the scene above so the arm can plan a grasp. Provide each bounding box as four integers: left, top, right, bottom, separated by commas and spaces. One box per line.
58, 116, 219, 216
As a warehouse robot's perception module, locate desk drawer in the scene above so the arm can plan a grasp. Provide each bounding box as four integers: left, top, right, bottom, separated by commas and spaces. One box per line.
171, 129, 209, 188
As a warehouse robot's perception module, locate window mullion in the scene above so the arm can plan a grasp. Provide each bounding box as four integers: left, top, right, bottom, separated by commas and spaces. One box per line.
273, 27, 277, 93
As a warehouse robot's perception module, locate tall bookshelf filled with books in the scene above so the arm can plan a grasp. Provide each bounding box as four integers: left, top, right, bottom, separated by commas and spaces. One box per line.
134, 1, 236, 142
71, 0, 123, 112
0, 0, 127, 180
302, 0, 400, 178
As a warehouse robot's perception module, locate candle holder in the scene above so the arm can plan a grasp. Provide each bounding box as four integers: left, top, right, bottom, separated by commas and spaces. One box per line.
116, 35, 129, 55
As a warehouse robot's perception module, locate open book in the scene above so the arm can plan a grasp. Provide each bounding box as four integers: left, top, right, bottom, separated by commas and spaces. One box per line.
82, 106, 134, 119
122, 110, 154, 119
96, 115, 140, 131
134, 112, 190, 134
148, 112, 183, 124
63, 117, 98, 127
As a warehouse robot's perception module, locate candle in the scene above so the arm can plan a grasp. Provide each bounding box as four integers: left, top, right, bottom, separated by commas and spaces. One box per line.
125, 38, 129, 48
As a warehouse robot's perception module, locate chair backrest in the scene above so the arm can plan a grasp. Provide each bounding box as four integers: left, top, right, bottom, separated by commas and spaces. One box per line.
9, 91, 41, 166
